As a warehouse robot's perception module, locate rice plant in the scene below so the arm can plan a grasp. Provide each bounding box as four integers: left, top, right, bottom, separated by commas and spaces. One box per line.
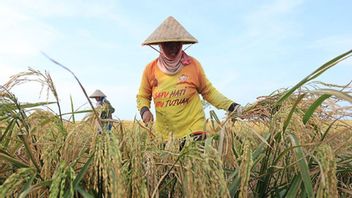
0, 50, 351, 197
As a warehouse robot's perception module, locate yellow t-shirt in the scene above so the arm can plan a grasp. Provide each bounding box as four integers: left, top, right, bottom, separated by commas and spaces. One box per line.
137, 57, 233, 139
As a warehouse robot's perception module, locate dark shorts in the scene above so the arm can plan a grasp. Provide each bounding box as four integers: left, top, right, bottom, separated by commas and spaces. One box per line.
179, 131, 207, 151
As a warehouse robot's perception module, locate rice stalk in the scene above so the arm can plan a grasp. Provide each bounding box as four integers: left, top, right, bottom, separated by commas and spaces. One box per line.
48, 161, 75, 198
316, 144, 338, 198
239, 140, 253, 198
0, 167, 36, 197
181, 138, 230, 198
4, 68, 63, 122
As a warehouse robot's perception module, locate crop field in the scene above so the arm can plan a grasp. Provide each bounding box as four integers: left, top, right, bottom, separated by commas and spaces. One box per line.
0, 50, 352, 197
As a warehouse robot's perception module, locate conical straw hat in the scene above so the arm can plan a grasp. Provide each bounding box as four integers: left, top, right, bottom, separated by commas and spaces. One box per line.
89, 89, 106, 98
142, 16, 198, 45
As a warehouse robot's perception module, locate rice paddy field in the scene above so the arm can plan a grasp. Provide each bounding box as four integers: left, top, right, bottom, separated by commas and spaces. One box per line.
0, 50, 352, 197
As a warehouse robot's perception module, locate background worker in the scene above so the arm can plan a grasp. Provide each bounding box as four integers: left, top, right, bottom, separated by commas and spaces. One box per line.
136, 16, 242, 141
89, 89, 115, 132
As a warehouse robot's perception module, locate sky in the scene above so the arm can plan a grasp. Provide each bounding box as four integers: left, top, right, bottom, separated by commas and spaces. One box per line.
0, 0, 351, 120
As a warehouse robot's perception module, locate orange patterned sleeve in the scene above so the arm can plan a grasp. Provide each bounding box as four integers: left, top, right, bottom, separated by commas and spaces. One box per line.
136, 62, 155, 111
194, 58, 234, 110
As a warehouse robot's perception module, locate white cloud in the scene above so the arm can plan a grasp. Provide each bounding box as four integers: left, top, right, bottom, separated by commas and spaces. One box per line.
0, 66, 22, 85
310, 35, 352, 54
0, 1, 143, 58
2, 0, 116, 18
0, 0, 128, 58
242, 0, 303, 41
0, 3, 59, 57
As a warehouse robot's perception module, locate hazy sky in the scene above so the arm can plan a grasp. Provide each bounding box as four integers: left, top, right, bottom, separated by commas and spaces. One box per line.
1, 0, 351, 120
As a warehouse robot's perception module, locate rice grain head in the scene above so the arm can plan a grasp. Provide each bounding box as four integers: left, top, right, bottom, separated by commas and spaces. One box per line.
0, 168, 36, 197
316, 144, 338, 198
239, 140, 253, 198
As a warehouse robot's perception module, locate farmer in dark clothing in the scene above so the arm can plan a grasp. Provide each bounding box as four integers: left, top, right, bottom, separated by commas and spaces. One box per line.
89, 89, 115, 132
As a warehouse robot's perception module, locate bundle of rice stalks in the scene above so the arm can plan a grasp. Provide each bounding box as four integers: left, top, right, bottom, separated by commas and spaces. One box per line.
61, 120, 94, 166
26, 110, 65, 180
0, 167, 36, 197
180, 138, 230, 198
86, 131, 127, 197
49, 161, 75, 198
315, 144, 338, 198
238, 140, 253, 198
125, 126, 149, 197
0, 49, 350, 197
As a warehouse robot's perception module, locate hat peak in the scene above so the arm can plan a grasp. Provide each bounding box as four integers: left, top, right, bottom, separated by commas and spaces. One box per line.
143, 16, 198, 45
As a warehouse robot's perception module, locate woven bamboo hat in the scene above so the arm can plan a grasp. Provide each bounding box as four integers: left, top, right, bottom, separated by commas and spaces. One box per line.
142, 16, 198, 45
89, 89, 106, 98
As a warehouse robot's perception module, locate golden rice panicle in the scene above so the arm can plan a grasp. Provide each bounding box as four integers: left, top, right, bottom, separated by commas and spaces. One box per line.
103, 134, 111, 197
85, 132, 116, 197
85, 124, 98, 187
40, 128, 65, 180
183, 154, 196, 198
182, 139, 230, 198
182, 143, 205, 198
219, 121, 238, 168
108, 133, 127, 197
0, 168, 36, 197
88, 133, 113, 197
316, 144, 338, 198
129, 128, 148, 197
164, 131, 179, 152
61, 121, 94, 165
204, 139, 231, 198
239, 140, 253, 198
87, 133, 103, 193
143, 151, 158, 196
48, 162, 65, 198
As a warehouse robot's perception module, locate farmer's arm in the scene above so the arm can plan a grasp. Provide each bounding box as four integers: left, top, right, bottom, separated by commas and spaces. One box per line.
101, 100, 114, 118
195, 60, 234, 111
136, 65, 153, 115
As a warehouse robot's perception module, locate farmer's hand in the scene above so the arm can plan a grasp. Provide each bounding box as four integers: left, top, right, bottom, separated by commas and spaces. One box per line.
140, 107, 154, 124
142, 110, 154, 124
228, 103, 243, 122
97, 126, 103, 134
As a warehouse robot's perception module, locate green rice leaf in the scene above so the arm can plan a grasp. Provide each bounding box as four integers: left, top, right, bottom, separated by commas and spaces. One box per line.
0, 118, 16, 143
18, 173, 36, 198
277, 49, 352, 105
18, 135, 42, 174
61, 110, 92, 116
1, 102, 56, 112
309, 89, 352, 103
283, 94, 305, 132
303, 94, 331, 124
285, 175, 302, 197
228, 170, 240, 197
321, 118, 339, 141
288, 133, 314, 197
73, 153, 94, 189
70, 95, 75, 123
0, 153, 28, 168
76, 185, 94, 198
210, 110, 221, 124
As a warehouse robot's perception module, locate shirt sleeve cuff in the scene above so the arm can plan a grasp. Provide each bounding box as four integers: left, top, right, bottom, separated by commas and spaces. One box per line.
228, 102, 239, 112
140, 106, 149, 117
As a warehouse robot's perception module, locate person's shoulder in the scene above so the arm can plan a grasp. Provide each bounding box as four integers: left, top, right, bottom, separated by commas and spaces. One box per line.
141, 58, 158, 79
145, 58, 158, 68
142, 59, 158, 74
103, 98, 110, 103
187, 56, 202, 70
188, 56, 201, 66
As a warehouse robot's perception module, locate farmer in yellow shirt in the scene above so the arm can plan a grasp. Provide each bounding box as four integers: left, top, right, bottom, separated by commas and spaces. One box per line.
137, 16, 242, 140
